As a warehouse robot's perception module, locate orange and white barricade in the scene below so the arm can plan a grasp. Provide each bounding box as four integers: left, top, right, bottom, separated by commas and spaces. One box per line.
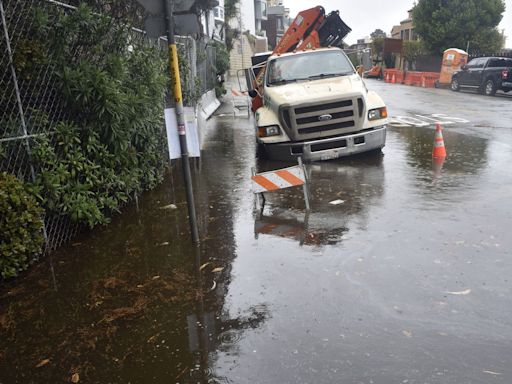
251, 158, 310, 211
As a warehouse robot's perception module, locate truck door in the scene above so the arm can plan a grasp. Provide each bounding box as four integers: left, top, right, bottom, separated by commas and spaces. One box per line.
457, 59, 475, 85
468, 58, 487, 86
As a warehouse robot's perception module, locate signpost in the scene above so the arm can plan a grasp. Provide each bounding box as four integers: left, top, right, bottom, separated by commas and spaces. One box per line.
163, 0, 199, 244
137, 0, 200, 244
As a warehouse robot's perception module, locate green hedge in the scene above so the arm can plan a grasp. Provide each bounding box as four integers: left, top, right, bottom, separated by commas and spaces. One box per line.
0, 173, 44, 279
26, 4, 169, 228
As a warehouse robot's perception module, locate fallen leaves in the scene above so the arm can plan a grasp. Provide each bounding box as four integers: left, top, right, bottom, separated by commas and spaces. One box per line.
329, 199, 345, 205
71, 372, 80, 383
199, 263, 211, 271
159, 204, 177, 210
212, 267, 224, 273
36, 358, 50, 368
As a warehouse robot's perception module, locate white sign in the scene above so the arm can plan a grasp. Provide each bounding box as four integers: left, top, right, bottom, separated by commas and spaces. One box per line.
164, 107, 200, 159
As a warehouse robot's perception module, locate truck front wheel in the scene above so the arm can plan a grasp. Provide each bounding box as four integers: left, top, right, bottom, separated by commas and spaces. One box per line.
451, 78, 460, 91
484, 79, 497, 96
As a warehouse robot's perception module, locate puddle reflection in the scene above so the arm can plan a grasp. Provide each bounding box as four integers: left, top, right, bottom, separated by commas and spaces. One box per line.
253, 153, 385, 247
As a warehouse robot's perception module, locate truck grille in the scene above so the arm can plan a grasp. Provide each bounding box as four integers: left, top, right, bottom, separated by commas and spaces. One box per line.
280, 98, 364, 141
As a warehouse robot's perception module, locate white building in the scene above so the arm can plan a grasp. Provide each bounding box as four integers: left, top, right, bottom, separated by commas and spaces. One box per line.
230, 0, 267, 36
201, 0, 225, 41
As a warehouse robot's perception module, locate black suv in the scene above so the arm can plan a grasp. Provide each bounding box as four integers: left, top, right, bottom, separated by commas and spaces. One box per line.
451, 57, 512, 96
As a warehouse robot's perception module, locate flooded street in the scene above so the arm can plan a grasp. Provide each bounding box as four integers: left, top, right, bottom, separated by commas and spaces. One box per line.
2, 81, 512, 383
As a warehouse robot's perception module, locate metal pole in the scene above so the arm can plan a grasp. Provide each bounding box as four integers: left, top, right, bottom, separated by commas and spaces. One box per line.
298, 157, 310, 211
163, 0, 200, 244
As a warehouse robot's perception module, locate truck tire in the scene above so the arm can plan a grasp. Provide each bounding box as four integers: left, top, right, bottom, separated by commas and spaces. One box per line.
451, 77, 460, 91
484, 79, 497, 96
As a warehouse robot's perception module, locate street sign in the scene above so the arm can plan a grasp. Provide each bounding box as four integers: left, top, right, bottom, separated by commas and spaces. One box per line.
251, 166, 306, 194
138, 0, 202, 38
164, 107, 200, 159
251, 158, 311, 211
136, 0, 196, 14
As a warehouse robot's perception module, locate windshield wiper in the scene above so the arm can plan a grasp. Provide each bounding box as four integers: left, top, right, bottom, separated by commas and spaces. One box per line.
307, 72, 351, 80
269, 78, 298, 85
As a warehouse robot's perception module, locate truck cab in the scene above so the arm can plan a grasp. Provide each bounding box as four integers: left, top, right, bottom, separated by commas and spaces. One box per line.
254, 47, 388, 161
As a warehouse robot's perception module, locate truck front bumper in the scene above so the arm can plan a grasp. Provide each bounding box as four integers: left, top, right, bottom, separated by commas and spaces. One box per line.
262, 125, 387, 162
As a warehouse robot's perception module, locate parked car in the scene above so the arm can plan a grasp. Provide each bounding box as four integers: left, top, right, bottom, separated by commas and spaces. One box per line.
451, 56, 512, 96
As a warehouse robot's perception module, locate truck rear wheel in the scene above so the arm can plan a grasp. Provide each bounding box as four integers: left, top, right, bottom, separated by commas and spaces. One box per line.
484, 79, 496, 96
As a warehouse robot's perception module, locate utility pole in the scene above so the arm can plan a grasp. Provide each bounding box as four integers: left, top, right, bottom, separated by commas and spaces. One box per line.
163, 0, 200, 245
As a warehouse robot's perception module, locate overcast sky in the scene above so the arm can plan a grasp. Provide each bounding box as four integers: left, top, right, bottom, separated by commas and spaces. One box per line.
288, 0, 512, 48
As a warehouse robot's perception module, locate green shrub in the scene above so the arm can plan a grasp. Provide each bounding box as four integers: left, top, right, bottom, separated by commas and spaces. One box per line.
0, 173, 44, 279
27, 4, 168, 228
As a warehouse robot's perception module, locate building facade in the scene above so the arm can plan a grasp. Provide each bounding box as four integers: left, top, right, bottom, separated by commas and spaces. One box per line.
262, 5, 290, 49
390, 10, 418, 41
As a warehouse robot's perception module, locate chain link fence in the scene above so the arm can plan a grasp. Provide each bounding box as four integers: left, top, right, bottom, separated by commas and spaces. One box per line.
1, 0, 218, 252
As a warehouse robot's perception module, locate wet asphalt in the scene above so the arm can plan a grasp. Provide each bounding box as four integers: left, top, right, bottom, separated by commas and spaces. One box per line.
1, 80, 512, 384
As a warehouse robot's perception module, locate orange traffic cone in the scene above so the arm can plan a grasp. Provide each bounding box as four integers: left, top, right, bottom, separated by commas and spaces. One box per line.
391, 74, 396, 84
385, 72, 389, 82
433, 123, 447, 158
421, 76, 426, 88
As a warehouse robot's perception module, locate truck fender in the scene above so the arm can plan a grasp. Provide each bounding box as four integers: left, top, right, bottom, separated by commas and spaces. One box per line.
254, 106, 290, 143
366, 90, 386, 110
255, 106, 281, 127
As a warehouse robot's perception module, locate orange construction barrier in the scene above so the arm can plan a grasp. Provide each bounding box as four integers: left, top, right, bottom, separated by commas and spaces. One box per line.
433, 123, 447, 159
394, 70, 405, 84
405, 71, 423, 87
383, 69, 392, 83
421, 72, 440, 88
383, 69, 404, 84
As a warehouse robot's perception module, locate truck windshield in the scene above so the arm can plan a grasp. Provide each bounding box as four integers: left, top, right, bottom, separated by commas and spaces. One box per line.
267, 50, 355, 86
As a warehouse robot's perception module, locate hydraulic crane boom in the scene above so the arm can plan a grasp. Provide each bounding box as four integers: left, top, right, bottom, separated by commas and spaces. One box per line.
251, 6, 351, 110
276, 6, 351, 53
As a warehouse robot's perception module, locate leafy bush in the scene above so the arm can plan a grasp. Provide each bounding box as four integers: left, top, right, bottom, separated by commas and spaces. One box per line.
27, 4, 168, 228
0, 173, 44, 279
213, 41, 230, 75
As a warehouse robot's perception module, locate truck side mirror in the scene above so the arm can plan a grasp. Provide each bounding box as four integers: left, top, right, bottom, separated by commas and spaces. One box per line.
248, 89, 258, 98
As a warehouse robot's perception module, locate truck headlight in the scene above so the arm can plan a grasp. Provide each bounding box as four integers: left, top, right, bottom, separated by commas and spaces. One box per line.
258, 125, 281, 137
368, 107, 388, 121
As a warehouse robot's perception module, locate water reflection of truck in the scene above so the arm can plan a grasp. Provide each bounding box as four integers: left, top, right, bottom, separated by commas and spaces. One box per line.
254, 155, 385, 246
247, 6, 388, 162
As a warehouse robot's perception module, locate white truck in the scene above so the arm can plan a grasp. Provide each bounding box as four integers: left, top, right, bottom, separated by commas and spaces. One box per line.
252, 47, 388, 161
247, 7, 388, 161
